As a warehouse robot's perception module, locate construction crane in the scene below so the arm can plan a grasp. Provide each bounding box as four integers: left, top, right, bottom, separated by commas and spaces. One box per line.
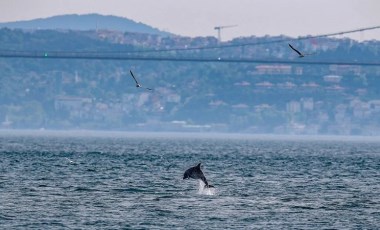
214, 25, 237, 43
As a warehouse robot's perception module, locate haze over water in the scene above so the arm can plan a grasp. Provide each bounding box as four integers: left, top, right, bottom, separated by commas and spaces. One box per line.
0, 130, 379, 229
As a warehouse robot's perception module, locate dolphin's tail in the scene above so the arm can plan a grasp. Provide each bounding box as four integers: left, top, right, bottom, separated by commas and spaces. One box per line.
204, 184, 214, 188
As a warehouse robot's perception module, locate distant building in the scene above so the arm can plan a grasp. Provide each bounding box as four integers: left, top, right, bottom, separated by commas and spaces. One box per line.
54, 96, 92, 110
232, 103, 249, 109
167, 93, 181, 103
254, 65, 292, 75
329, 65, 361, 75
277, 82, 296, 89
301, 82, 319, 88
286, 101, 301, 114
369, 100, 380, 112
255, 81, 273, 88
323, 75, 342, 83
350, 99, 371, 118
234, 81, 251, 86
1, 115, 12, 128
301, 98, 314, 111
326, 85, 345, 91
294, 67, 303, 75
254, 104, 272, 112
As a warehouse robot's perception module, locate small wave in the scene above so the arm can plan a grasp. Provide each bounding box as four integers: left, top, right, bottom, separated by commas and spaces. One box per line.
0, 214, 14, 220
111, 187, 144, 193
74, 187, 100, 192
37, 184, 49, 188
291, 205, 315, 210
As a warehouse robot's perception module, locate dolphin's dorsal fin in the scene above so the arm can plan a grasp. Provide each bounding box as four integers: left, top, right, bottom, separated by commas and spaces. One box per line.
196, 163, 201, 169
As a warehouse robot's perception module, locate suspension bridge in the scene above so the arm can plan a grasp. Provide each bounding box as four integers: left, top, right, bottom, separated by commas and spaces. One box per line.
0, 25, 379, 66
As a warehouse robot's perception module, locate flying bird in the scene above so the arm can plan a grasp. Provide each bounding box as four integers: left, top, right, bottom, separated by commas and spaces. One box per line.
288, 43, 305, 58
129, 70, 153, 91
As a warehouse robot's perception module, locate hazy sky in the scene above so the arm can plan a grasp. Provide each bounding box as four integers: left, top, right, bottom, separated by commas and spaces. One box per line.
0, 0, 379, 41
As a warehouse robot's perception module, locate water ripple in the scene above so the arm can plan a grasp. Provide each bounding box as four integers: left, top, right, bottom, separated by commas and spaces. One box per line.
0, 133, 379, 229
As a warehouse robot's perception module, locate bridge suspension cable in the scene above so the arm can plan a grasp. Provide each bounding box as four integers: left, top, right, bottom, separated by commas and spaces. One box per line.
120, 25, 380, 54
0, 50, 379, 66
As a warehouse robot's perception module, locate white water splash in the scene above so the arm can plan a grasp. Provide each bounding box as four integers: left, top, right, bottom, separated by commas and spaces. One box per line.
65, 157, 75, 164
197, 180, 216, 195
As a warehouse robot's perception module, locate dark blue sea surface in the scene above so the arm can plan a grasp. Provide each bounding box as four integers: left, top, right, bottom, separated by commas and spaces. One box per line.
0, 131, 379, 229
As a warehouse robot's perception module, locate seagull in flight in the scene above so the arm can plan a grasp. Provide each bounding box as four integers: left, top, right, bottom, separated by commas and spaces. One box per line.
129, 70, 153, 91
288, 43, 306, 58
288, 43, 316, 58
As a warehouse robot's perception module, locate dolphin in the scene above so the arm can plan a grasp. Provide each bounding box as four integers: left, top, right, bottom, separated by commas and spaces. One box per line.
183, 163, 214, 188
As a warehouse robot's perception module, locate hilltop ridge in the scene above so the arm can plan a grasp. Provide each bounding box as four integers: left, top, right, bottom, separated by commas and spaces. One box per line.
0, 13, 171, 36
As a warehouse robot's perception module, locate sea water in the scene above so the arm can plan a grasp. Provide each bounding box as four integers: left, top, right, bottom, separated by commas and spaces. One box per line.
0, 131, 379, 229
